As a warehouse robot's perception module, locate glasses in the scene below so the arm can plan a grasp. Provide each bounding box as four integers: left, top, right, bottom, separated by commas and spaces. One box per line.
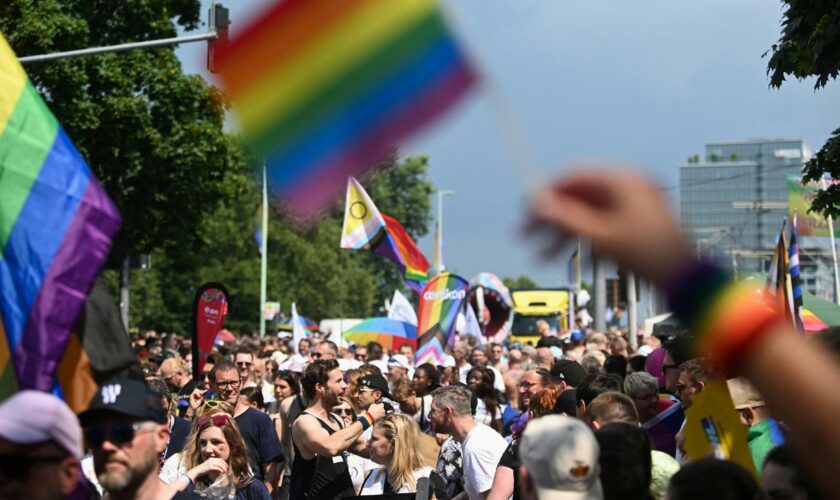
355, 354, 366, 360
197, 414, 231, 428
0, 454, 67, 480
214, 379, 241, 389
198, 399, 232, 416
517, 381, 541, 390
236, 361, 252, 367
334, 408, 355, 416
311, 353, 322, 359
85, 422, 158, 448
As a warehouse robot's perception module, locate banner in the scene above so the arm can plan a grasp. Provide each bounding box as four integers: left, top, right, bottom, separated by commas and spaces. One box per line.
192, 283, 231, 381
415, 273, 470, 366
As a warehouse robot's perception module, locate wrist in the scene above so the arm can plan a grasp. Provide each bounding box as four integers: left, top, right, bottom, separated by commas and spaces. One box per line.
357, 411, 375, 430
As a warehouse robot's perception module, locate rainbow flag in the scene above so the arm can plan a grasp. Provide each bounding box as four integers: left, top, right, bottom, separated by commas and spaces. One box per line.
215, 0, 476, 218
0, 35, 121, 397
374, 215, 430, 292
415, 273, 469, 366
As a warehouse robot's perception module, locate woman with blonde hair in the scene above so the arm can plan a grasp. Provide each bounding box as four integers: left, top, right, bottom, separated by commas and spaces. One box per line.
360, 413, 437, 495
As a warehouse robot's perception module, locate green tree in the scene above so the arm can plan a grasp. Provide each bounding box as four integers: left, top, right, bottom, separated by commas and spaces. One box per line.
122, 155, 434, 334
503, 275, 539, 290
765, 1, 840, 217
1, 0, 246, 265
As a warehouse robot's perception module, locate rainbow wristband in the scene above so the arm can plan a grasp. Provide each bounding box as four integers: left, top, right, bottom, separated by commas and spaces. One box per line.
357, 412, 374, 430
667, 260, 784, 375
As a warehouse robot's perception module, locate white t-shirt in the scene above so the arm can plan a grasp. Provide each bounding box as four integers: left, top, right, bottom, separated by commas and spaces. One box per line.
473, 399, 506, 427
461, 423, 508, 500
359, 466, 433, 495
410, 394, 434, 434
458, 363, 473, 383
489, 366, 505, 393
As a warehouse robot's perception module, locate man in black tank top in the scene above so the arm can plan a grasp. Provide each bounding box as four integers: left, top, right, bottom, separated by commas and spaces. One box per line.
291, 359, 386, 499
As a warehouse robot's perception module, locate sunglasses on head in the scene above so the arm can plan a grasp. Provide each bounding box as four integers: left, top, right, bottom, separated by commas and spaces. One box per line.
84, 422, 157, 448
197, 414, 231, 428
0, 453, 67, 480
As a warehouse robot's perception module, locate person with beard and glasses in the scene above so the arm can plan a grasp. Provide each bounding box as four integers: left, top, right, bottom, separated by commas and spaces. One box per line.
210, 360, 284, 496
78, 378, 191, 499
291, 359, 386, 499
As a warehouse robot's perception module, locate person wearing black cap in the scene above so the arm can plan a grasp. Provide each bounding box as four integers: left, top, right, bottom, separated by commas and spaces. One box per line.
356, 374, 395, 413
551, 359, 587, 389
78, 377, 192, 499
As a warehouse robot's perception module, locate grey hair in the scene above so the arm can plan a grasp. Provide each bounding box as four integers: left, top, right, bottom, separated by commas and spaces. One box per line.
623, 371, 658, 398
431, 385, 472, 417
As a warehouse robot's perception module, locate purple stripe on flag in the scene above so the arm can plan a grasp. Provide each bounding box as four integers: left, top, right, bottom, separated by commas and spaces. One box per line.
14, 179, 120, 390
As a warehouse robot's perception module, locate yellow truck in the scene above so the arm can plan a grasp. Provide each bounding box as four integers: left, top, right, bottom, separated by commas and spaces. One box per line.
508, 288, 573, 345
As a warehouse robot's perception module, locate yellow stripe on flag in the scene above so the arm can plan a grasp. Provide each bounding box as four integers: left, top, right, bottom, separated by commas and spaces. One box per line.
234, 0, 435, 135
0, 35, 27, 139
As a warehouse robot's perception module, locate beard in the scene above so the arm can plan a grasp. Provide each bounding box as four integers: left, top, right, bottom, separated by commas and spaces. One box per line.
96, 448, 157, 493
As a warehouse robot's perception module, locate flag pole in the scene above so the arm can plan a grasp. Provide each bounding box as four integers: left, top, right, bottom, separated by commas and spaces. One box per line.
259, 162, 268, 338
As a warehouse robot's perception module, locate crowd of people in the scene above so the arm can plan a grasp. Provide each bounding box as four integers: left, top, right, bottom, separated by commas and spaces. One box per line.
1, 169, 837, 500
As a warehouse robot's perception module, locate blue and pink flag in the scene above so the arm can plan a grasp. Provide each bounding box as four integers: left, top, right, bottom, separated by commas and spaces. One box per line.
0, 35, 121, 397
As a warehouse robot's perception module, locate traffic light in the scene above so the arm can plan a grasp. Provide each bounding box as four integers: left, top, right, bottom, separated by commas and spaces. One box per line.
207, 4, 230, 73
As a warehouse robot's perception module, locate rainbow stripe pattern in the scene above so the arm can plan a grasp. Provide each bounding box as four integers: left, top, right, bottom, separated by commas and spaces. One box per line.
0, 35, 121, 396
215, 0, 476, 217
415, 273, 469, 366
374, 214, 430, 293
343, 317, 417, 351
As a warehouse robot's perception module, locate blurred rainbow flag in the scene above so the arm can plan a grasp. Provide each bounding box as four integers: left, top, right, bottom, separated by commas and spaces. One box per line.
215, 0, 476, 218
0, 35, 121, 398
415, 273, 469, 366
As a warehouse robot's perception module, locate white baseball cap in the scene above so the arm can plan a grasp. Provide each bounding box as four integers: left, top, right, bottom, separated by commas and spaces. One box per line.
0, 390, 84, 458
519, 415, 604, 500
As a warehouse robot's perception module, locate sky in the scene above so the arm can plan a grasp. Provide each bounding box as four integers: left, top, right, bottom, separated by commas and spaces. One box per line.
176, 0, 840, 291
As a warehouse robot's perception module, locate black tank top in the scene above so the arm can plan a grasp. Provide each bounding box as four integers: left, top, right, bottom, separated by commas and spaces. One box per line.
290, 412, 355, 499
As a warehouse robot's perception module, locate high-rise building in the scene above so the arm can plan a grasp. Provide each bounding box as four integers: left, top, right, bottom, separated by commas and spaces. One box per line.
680, 139, 833, 298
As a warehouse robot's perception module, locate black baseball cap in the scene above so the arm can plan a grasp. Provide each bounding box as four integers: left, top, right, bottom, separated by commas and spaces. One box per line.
551, 359, 587, 388
78, 377, 166, 426
358, 374, 393, 400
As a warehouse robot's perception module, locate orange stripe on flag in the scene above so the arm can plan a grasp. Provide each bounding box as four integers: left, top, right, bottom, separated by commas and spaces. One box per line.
57, 333, 98, 414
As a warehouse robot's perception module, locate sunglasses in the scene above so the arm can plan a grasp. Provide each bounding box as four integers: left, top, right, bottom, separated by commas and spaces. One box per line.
311, 353, 323, 359
85, 422, 157, 448
355, 354, 366, 360
0, 453, 67, 480
334, 408, 355, 416
197, 414, 231, 428
236, 362, 252, 367
198, 399, 231, 416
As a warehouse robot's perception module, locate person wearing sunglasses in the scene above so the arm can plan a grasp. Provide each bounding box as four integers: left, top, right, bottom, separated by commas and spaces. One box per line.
0, 391, 89, 500
175, 413, 269, 499
78, 377, 184, 499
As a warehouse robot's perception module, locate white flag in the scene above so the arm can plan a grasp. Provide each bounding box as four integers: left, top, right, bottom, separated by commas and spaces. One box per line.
464, 304, 485, 345
387, 289, 418, 326
291, 302, 308, 354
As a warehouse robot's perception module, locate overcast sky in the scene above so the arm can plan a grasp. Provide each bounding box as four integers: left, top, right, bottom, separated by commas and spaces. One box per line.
177, 1, 840, 288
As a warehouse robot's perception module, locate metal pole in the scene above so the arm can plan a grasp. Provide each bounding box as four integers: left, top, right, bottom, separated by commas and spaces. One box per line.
259, 164, 268, 337
593, 254, 606, 333
627, 272, 638, 351
120, 257, 130, 331
18, 32, 217, 64
435, 190, 455, 275
821, 178, 840, 304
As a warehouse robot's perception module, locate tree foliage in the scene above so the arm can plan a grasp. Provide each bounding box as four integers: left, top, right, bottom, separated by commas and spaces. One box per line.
503, 275, 539, 290
115, 155, 434, 334
1, 0, 245, 266
765, 1, 840, 217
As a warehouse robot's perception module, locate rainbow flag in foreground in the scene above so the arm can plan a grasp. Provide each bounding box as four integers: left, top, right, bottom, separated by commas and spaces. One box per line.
0, 35, 121, 398
215, 0, 476, 218
415, 273, 469, 366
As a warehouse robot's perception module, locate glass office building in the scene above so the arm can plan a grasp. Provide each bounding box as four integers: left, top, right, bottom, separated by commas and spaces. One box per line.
680, 139, 833, 298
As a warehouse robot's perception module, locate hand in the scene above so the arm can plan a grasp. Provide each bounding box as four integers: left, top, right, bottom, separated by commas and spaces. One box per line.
189, 457, 228, 480
189, 388, 205, 411
367, 403, 386, 421
528, 168, 691, 286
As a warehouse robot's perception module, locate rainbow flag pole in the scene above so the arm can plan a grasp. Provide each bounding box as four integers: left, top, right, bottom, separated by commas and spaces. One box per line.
259, 162, 268, 338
